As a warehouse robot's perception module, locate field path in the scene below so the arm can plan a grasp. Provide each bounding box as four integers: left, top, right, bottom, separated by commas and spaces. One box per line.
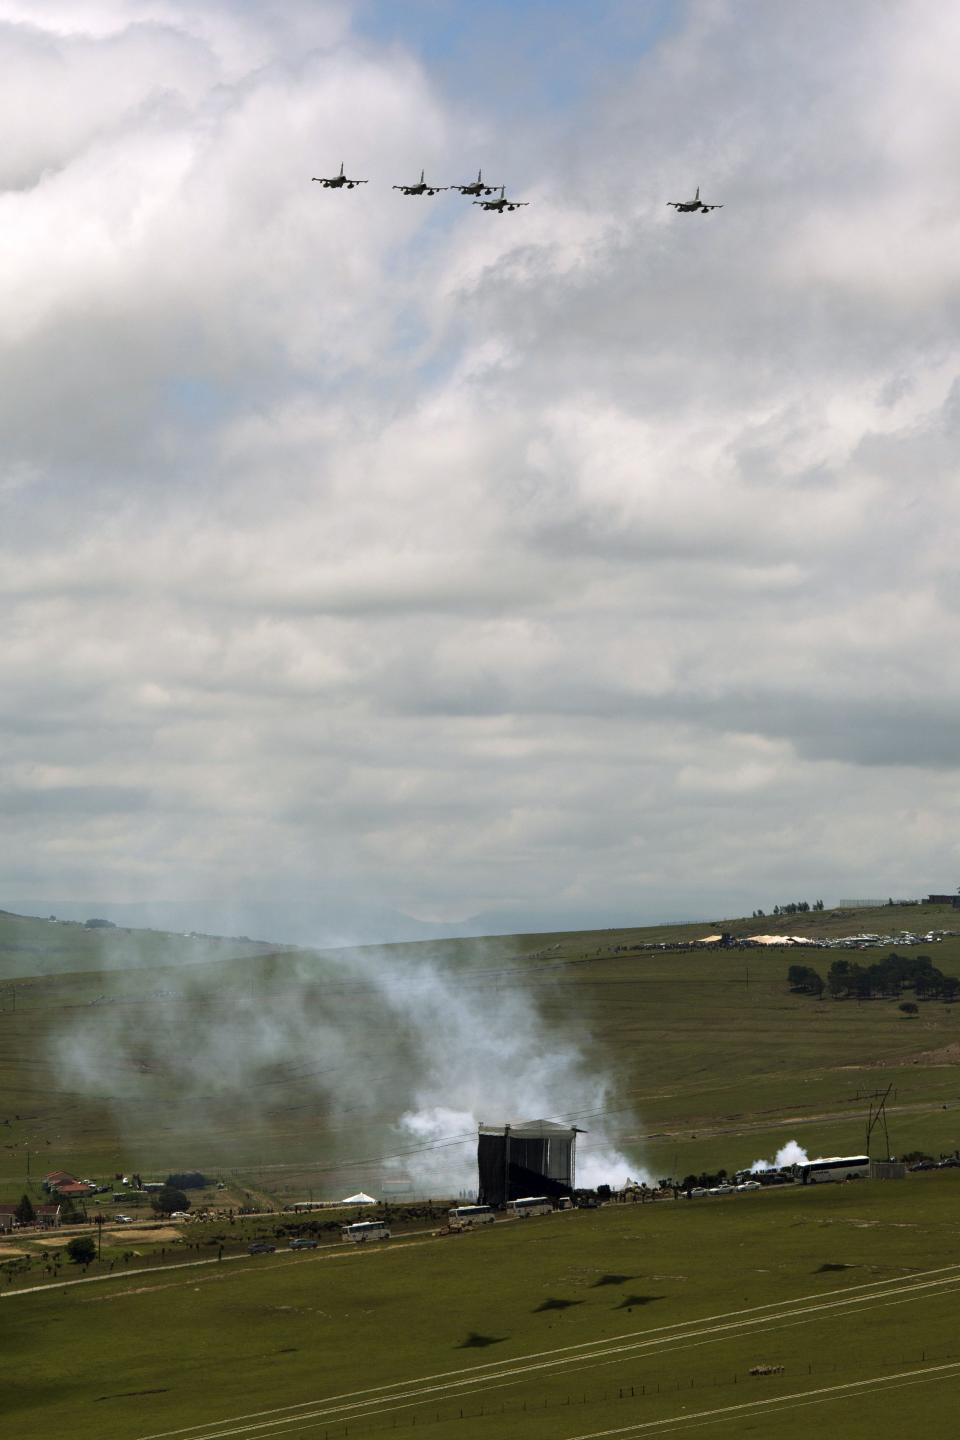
0, 1226, 440, 1298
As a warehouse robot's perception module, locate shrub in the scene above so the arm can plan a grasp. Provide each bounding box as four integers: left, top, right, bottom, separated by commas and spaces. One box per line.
66, 1236, 96, 1264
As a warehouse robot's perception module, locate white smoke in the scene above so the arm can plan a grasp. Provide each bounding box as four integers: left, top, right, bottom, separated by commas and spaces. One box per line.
750, 1139, 810, 1172
50, 940, 644, 1195
376, 955, 644, 1192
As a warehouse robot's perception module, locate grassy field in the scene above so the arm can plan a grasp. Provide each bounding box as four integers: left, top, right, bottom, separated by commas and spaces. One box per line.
2, 903, 959, 1435
2, 1173, 959, 1439
0, 904, 958, 1202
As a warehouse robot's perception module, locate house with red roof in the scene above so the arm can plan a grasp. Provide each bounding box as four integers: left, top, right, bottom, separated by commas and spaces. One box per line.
42, 1170, 77, 1191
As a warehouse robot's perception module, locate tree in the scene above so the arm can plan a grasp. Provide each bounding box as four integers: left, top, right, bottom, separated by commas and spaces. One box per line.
151, 1187, 190, 1216
15, 1194, 35, 1226
66, 1235, 96, 1264
828, 959, 851, 998
787, 964, 824, 997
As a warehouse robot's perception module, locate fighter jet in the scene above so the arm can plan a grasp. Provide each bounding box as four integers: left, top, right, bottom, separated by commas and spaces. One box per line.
450, 169, 499, 197
393, 169, 448, 196
667, 186, 722, 213
312, 163, 368, 190
473, 186, 529, 213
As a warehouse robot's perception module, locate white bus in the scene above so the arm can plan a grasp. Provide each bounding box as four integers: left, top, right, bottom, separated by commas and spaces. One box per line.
448, 1205, 495, 1230
341, 1220, 391, 1243
796, 1155, 870, 1185
505, 1196, 553, 1218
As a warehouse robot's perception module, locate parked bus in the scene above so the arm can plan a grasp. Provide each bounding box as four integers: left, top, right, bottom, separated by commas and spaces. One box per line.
341, 1220, 391, 1243
505, 1196, 553, 1218
795, 1155, 870, 1184
448, 1205, 495, 1230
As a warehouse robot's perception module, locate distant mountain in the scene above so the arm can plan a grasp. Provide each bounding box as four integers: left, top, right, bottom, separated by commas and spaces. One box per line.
8, 894, 716, 952
7, 897, 458, 949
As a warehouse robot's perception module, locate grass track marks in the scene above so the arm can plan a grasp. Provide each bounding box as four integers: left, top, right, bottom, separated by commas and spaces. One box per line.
563, 1359, 960, 1437
134, 1265, 960, 1440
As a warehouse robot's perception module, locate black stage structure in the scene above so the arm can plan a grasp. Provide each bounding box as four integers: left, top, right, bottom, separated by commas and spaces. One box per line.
477, 1120, 580, 1208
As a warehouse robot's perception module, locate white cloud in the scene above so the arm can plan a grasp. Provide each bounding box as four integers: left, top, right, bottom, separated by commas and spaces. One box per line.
2, 0, 960, 935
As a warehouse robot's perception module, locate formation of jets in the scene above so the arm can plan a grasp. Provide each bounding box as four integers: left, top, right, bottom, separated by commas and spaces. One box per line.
312, 162, 529, 213
311, 165, 723, 216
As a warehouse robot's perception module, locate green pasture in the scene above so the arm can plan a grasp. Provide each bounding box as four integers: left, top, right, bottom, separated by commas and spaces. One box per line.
0, 906, 958, 1202
3, 1173, 959, 1439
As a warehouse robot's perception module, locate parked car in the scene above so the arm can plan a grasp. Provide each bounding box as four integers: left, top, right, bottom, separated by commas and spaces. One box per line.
288, 1237, 319, 1249
247, 1242, 276, 1254
114, 1214, 133, 1223
736, 1181, 761, 1191
689, 1187, 707, 1198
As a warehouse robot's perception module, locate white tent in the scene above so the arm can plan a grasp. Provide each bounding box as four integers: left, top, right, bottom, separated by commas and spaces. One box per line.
342, 1191, 376, 1205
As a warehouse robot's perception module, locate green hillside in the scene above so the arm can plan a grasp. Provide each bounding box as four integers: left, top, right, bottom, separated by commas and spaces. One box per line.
1, 903, 958, 1203
0, 908, 282, 980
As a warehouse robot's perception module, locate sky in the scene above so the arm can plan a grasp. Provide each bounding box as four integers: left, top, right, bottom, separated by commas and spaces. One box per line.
2, 0, 960, 945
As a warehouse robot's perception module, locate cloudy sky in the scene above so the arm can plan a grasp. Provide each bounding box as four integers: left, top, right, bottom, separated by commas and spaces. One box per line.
2, 0, 959, 943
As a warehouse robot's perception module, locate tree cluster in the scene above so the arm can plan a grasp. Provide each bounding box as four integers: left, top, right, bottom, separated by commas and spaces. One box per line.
151, 1187, 190, 1216
165, 1171, 208, 1190
753, 901, 824, 918
679, 1169, 729, 1191
789, 952, 958, 1002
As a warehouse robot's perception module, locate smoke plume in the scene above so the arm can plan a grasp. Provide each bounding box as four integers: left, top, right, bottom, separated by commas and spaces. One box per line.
50, 940, 643, 1196
750, 1140, 810, 1172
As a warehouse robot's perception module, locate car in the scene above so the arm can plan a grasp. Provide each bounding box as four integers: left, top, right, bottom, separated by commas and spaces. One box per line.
689, 1187, 707, 1198
288, 1237, 319, 1249
247, 1242, 276, 1254
114, 1214, 133, 1223
736, 1181, 761, 1191
170, 1211, 191, 1220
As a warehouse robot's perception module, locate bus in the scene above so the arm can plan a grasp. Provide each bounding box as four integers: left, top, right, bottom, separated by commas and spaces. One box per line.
448, 1205, 495, 1230
341, 1220, 391, 1243
505, 1196, 553, 1218
795, 1155, 870, 1185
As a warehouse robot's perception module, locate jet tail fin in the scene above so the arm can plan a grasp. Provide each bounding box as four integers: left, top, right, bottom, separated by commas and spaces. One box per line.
695, 186, 699, 200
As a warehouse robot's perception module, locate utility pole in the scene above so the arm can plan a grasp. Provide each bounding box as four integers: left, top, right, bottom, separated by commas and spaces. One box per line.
503, 1124, 511, 1207
864, 1083, 894, 1158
